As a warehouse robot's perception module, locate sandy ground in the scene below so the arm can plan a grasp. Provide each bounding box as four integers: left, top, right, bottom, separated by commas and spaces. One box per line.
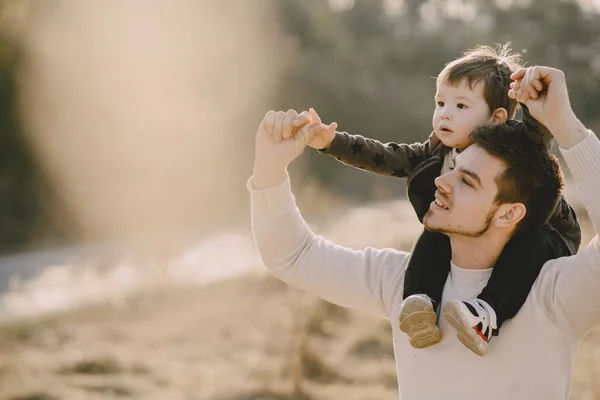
0, 194, 598, 400
0, 275, 395, 400
0, 273, 598, 400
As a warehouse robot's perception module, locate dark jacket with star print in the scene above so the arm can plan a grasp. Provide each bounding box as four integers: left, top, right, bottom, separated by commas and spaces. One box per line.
319, 107, 581, 254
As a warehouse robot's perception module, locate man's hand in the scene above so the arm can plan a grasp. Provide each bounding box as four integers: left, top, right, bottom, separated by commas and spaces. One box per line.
253, 109, 309, 189
509, 66, 588, 148
508, 66, 570, 125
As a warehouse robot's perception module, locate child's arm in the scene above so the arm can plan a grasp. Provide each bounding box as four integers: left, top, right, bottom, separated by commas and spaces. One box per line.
521, 103, 553, 150
316, 130, 442, 179
522, 100, 582, 254
293, 108, 441, 178
546, 194, 582, 254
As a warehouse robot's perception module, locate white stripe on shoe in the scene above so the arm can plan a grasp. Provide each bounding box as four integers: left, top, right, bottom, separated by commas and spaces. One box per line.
442, 299, 498, 356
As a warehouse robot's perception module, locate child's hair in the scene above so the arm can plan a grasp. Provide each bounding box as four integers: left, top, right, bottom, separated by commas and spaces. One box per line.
436, 43, 523, 119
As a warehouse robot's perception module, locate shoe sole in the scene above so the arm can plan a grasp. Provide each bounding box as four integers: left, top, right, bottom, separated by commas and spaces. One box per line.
399, 310, 441, 349
442, 302, 487, 356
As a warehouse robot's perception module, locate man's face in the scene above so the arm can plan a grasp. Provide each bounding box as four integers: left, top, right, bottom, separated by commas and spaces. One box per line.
423, 145, 506, 237
433, 79, 493, 150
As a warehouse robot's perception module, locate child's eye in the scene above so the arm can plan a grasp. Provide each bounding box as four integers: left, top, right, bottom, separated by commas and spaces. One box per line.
461, 177, 473, 187
457, 103, 467, 109
436, 101, 444, 107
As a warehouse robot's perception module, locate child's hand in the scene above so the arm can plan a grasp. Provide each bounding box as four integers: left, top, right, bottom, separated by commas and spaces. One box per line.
293, 108, 338, 150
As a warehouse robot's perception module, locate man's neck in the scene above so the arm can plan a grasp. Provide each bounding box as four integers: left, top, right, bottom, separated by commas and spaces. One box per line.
449, 233, 510, 270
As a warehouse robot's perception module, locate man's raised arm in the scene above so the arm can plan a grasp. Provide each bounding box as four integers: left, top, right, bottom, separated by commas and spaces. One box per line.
249, 109, 408, 320
511, 67, 600, 339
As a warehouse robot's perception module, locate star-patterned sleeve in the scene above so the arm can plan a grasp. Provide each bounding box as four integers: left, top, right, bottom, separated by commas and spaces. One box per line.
318, 131, 441, 178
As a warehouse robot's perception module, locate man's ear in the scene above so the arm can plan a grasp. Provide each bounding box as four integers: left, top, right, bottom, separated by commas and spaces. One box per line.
494, 202, 526, 229
491, 108, 508, 125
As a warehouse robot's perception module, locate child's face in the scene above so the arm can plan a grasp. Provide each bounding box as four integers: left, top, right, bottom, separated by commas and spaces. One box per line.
432, 79, 493, 149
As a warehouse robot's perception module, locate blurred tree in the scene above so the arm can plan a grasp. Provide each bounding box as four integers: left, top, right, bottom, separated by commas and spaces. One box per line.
0, 35, 42, 253
0, 0, 599, 249
274, 0, 600, 199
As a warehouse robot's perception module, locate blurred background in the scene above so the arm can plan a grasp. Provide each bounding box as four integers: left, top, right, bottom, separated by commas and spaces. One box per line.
0, 0, 599, 399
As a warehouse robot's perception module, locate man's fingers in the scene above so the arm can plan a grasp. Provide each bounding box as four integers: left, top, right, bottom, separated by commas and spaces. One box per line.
508, 82, 519, 100
531, 79, 544, 92
525, 83, 539, 100
521, 78, 542, 100
528, 66, 565, 88
261, 110, 277, 133
521, 68, 532, 90
273, 111, 286, 141
511, 67, 536, 102
529, 66, 552, 83
511, 68, 527, 80
292, 111, 311, 127
528, 69, 544, 95
511, 80, 522, 94
298, 123, 311, 141
521, 74, 538, 100
522, 68, 543, 101
282, 109, 297, 139
508, 78, 536, 102
517, 91, 530, 104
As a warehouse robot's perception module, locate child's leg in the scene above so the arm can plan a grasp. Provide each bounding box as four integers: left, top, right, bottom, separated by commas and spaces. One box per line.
399, 229, 451, 349
403, 229, 452, 309
478, 226, 572, 329
443, 226, 572, 356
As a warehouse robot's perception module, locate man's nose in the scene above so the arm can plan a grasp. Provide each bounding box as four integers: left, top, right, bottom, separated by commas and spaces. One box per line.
435, 174, 452, 193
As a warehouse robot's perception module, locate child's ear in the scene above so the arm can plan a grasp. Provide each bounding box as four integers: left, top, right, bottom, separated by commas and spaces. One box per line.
491, 108, 508, 125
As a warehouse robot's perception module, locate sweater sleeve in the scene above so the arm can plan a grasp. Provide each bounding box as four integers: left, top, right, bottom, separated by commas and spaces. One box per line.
248, 175, 408, 320
318, 131, 440, 178
533, 131, 600, 340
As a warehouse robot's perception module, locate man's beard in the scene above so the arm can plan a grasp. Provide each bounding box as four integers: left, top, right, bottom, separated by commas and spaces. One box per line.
423, 205, 498, 238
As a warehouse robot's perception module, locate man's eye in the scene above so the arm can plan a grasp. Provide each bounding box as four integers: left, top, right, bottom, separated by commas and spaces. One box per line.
457, 103, 467, 109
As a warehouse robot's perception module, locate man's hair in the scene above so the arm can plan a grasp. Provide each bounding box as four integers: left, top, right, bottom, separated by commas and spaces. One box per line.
470, 121, 564, 232
437, 43, 523, 119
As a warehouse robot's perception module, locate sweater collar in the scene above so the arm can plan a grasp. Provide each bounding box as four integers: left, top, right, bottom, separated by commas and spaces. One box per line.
450, 260, 493, 286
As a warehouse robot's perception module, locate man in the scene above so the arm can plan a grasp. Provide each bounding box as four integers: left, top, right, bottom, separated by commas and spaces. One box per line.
248, 66, 599, 399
